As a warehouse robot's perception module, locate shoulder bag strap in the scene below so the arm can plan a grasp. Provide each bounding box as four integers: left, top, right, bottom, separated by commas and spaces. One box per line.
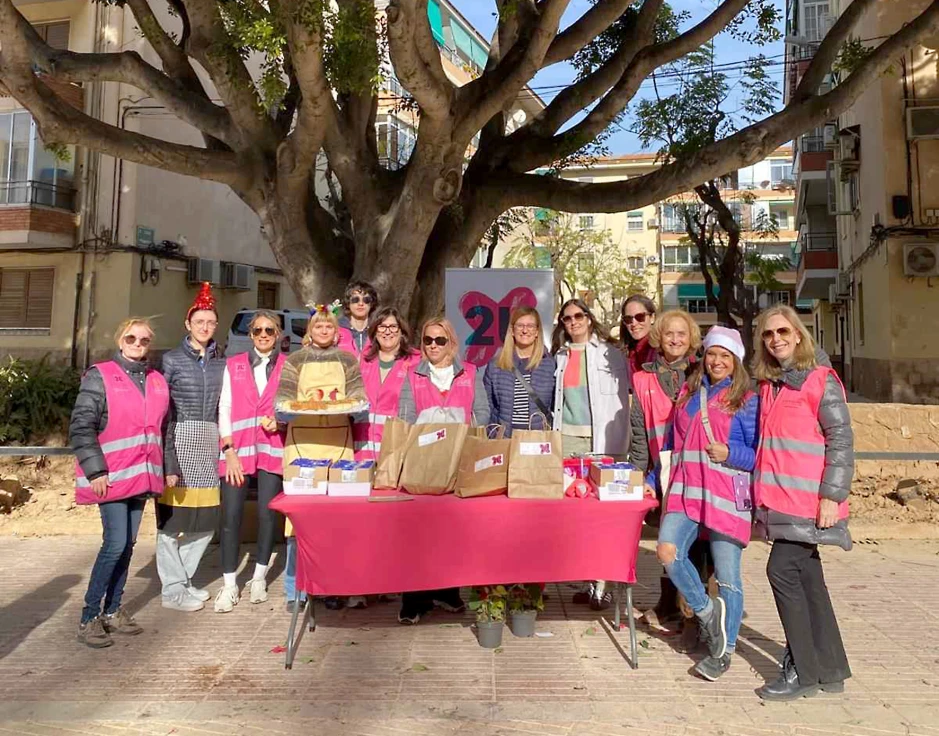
698, 385, 718, 446
512, 365, 553, 422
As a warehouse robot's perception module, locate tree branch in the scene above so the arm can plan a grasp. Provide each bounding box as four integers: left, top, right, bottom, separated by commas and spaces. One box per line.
541, 0, 635, 67
792, 0, 875, 102
386, 0, 452, 117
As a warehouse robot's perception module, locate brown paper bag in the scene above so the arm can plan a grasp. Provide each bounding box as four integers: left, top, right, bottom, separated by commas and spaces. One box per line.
400, 422, 470, 495
456, 425, 510, 498
507, 429, 564, 499
373, 417, 411, 489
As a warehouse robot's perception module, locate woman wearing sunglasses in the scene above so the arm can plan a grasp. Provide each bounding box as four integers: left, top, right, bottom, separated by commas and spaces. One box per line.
396, 316, 490, 624
753, 305, 853, 701
551, 298, 630, 610
214, 310, 288, 613
338, 280, 379, 357
620, 295, 658, 377
71, 317, 169, 648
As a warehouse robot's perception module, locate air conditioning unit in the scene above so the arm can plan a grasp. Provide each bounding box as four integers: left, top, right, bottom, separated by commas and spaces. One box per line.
187, 258, 220, 285
823, 123, 838, 148
221, 262, 254, 290
836, 271, 852, 298
646, 218, 659, 229
828, 284, 843, 304
903, 242, 939, 277
839, 133, 859, 167
646, 254, 660, 265
906, 106, 939, 140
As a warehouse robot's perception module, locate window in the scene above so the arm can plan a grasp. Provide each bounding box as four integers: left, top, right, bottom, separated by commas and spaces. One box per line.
257, 281, 279, 310
767, 290, 791, 306
845, 171, 860, 213
662, 246, 699, 271
770, 161, 793, 184
803, 2, 831, 42
0, 111, 76, 207
679, 298, 714, 314
661, 204, 683, 233
628, 256, 645, 271
376, 116, 416, 169
627, 211, 644, 232
33, 21, 70, 50
857, 281, 865, 345
578, 215, 594, 231
0, 268, 54, 329
577, 253, 595, 272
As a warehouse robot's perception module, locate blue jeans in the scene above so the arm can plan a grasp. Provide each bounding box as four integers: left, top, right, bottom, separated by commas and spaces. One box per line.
658, 510, 745, 651
81, 496, 146, 623
283, 537, 305, 602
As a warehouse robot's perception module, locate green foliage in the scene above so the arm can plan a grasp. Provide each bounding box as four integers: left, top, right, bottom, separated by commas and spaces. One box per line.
220, 0, 289, 111
508, 583, 544, 613
0, 357, 80, 444
469, 585, 508, 623
43, 142, 71, 163
833, 38, 874, 77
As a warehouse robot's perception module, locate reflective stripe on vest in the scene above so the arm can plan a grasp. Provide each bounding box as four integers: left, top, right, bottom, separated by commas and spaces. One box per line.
354, 353, 420, 461
755, 367, 849, 521
74, 361, 169, 505
632, 370, 676, 466
409, 363, 477, 423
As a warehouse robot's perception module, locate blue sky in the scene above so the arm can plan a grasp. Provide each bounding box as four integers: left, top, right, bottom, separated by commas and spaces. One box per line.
450, 0, 786, 155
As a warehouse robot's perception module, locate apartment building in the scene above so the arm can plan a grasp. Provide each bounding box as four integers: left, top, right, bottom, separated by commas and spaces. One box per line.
1, 0, 539, 365
786, 0, 939, 403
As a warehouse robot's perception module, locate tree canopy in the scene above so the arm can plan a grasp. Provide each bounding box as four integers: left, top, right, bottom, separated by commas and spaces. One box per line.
1, 0, 937, 321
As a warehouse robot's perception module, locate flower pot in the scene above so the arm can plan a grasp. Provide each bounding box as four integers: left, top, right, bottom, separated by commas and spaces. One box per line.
510, 609, 538, 637
476, 620, 505, 649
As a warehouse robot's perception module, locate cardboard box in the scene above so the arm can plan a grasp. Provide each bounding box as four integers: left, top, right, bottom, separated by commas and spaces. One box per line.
563, 455, 614, 490
283, 458, 331, 495
328, 459, 375, 497
589, 462, 645, 502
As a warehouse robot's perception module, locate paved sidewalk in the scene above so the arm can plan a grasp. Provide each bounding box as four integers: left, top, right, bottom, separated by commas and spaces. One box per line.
1, 535, 938, 735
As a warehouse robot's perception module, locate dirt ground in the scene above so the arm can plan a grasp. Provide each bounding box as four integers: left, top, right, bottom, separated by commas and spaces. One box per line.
2, 455, 938, 538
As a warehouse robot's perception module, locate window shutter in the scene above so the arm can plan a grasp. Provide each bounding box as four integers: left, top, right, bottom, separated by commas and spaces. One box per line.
25, 269, 54, 328
0, 269, 54, 328
0, 270, 27, 327
43, 22, 71, 50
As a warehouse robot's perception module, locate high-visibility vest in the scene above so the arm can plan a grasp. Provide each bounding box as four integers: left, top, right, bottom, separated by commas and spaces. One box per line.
632, 369, 677, 467
409, 362, 478, 425
218, 352, 287, 476
75, 361, 169, 505
756, 366, 850, 521
352, 351, 419, 460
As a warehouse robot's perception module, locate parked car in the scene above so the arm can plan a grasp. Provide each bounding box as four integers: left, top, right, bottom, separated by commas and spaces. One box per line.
225, 309, 309, 356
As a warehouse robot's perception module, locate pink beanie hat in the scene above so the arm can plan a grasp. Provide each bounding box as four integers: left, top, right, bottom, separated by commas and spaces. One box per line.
703, 326, 746, 361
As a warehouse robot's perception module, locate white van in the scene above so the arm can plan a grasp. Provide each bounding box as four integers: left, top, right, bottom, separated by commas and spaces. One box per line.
225, 309, 310, 356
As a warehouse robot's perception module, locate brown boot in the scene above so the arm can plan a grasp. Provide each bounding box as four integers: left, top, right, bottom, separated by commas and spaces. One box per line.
677, 616, 700, 654
641, 577, 681, 629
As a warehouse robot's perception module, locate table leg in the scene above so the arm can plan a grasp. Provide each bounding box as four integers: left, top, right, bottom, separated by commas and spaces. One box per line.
614, 583, 622, 630
626, 584, 638, 670
285, 596, 312, 670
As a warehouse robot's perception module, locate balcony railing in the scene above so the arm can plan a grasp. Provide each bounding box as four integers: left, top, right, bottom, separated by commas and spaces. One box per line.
0, 180, 76, 210
799, 134, 826, 153
801, 232, 836, 251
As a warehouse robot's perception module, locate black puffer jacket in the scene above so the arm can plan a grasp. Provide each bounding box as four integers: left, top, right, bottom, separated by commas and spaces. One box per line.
160, 337, 226, 476
68, 353, 154, 481
758, 363, 855, 550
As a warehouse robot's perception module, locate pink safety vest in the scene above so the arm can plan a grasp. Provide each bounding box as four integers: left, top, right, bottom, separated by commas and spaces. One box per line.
756, 367, 850, 521
338, 326, 361, 357
218, 352, 287, 476
632, 370, 676, 467
353, 351, 419, 461
75, 361, 169, 505
409, 362, 478, 424
667, 386, 755, 545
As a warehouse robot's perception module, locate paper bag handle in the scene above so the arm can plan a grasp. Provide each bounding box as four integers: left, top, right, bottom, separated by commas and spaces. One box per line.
528, 412, 549, 430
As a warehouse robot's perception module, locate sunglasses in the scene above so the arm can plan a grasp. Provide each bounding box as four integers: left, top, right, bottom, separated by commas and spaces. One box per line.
123, 334, 152, 347
561, 312, 587, 325
623, 312, 649, 325
761, 327, 793, 341
350, 295, 373, 305
423, 335, 449, 347
251, 326, 277, 336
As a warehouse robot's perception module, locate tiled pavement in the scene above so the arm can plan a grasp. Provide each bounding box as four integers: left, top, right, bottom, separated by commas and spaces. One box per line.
1, 534, 938, 735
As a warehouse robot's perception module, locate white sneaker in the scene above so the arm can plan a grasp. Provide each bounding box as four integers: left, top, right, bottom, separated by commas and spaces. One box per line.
214, 585, 240, 613
162, 590, 205, 612
246, 578, 268, 604
186, 585, 210, 602
347, 595, 368, 609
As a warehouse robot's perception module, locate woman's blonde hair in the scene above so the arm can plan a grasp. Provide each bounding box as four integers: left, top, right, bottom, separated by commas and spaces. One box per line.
648, 309, 702, 353
114, 317, 155, 349
496, 307, 544, 371
752, 305, 817, 381
420, 317, 459, 365
248, 309, 282, 336
679, 350, 752, 413
303, 309, 339, 347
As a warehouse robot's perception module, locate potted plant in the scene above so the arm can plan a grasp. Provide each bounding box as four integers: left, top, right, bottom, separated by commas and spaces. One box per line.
508, 584, 544, 637
469, 585, 507, 648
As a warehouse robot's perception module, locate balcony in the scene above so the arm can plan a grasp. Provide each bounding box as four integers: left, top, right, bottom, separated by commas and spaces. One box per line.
0, 180, 76, 210
796, 233, 839, 300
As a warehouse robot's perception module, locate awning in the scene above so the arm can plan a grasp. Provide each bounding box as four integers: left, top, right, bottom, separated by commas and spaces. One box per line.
677, 284, 718, 298
427, 0, 445, 46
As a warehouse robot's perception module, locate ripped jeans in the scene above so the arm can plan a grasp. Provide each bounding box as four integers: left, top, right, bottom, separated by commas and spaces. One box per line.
658, 511, 745, 651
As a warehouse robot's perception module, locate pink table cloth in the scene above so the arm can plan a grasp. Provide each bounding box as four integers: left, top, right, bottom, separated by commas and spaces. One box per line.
269, 491, 657, 596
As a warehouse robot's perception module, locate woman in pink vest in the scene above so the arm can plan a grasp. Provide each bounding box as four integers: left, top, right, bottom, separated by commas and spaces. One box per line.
353, 306, 419, 462
396, 317, 490, 624
214, 310, 288, 613
70, 317, 169, 649
656, 326, 758, 683
752, 305, 853, 702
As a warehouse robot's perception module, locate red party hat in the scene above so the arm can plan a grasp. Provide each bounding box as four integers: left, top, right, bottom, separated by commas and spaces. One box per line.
187, 281, 217, 320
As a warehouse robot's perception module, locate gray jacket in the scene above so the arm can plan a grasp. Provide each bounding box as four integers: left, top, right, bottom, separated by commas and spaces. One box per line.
398, 357, 490, 426
160, 337, 226, 476
759, 364, 855, 550
68, 353, 155, 481
628, 353, 695, 472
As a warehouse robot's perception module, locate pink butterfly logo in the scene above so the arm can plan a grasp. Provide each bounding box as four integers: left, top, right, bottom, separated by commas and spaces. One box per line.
540, 443, 551, 454
459, 287, 538, 366
436, 430, 446, 440
492, 455, 504, 466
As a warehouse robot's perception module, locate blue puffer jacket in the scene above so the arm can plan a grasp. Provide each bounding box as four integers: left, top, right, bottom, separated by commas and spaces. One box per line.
483, 351, 556, 437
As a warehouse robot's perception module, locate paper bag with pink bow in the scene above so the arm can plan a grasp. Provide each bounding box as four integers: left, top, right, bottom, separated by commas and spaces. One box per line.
400, 420, 469, 495
507, 429, 564, 499
456, 425, 510, 498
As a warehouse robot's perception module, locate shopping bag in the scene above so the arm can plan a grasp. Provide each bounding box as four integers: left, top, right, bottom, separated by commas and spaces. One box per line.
400, 421, 470, 495
507, 428, 564, 499
373, 417, 412, 489
456, 425, 510, 498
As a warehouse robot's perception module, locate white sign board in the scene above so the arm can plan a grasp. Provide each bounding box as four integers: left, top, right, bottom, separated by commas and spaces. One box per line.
444, 268, 555, 367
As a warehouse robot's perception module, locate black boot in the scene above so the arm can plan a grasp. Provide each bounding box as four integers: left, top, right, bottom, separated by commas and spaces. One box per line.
757, 649, 820, 701
642, 577, 681, 628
